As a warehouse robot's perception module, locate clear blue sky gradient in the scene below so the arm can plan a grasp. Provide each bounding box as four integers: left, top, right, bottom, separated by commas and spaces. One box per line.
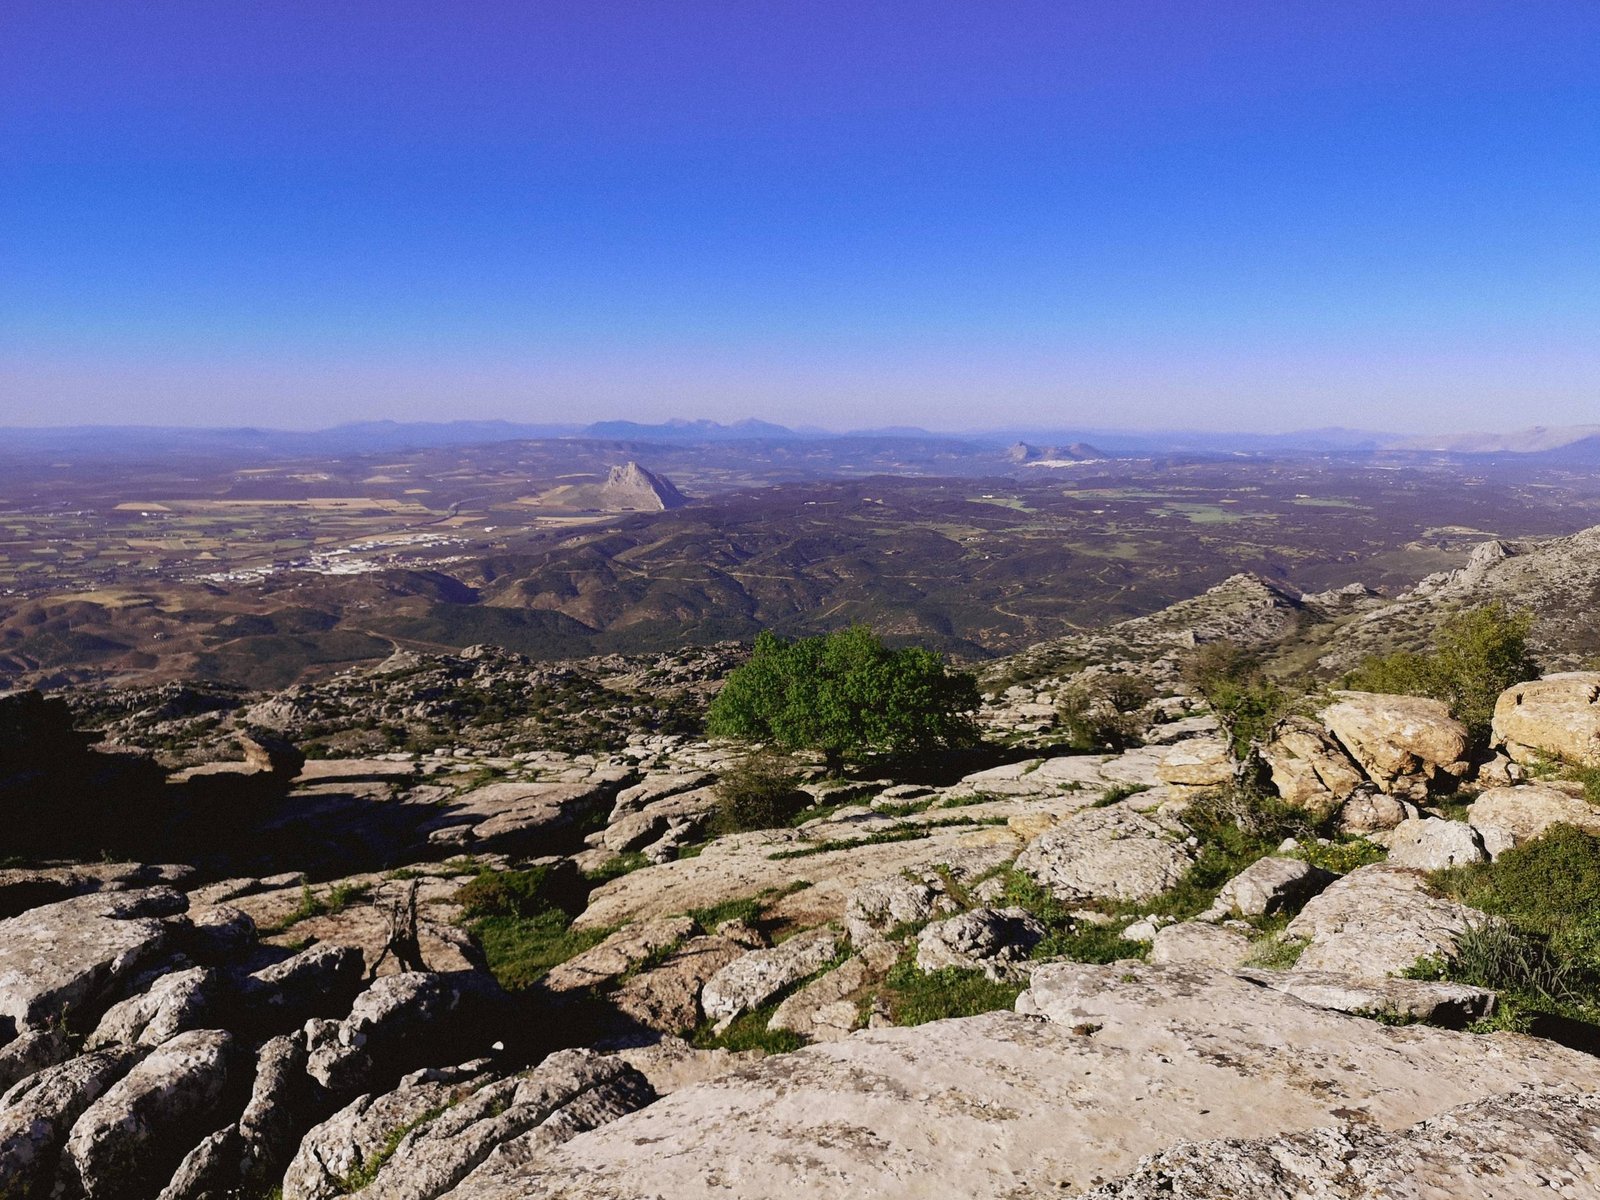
2, 2, 1597, 430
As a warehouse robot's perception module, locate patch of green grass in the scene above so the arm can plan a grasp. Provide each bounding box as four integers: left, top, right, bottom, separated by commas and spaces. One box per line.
878, 956, 1025, 1026
470, 913, 613, 991
1094, 782, 1152, 807
1550, 763, 1600, 805
453, 866, 607, 991
994, 870, 1148, 963
325, 881, 370, 914
690, 1000, 806, 1054
1292, 837, 1387, 875
1145, 787, 1318, 921
583, 852, 648, 883
688, 896, 765, 929
265, 883, 327, 934
1244, 934, 1309, 969
939, 791, 1003, 808
685, 881, 813, 932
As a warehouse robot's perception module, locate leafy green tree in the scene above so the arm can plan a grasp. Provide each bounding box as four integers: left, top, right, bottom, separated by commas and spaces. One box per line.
1346, 602, 1537, 748
707, 627, 980, 772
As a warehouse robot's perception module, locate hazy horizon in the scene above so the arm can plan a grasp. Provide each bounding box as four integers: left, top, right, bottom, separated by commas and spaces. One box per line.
4, 2, 1597, 431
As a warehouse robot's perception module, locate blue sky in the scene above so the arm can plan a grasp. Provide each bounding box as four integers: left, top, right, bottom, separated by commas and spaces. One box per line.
2, 2, 1596, 431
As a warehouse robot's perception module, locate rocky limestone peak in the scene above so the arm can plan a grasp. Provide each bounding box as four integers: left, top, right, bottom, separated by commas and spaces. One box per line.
598, 462, 688, 511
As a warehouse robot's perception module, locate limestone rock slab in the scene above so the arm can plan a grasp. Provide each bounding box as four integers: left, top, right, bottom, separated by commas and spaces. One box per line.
1493, 671, 1600, 766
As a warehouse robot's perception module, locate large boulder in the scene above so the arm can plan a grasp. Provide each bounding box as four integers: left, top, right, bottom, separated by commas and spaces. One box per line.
238, 1032, 312, 1178
1016, 804, 1194, 903
282, 1066, 486, 1200
421, 780, 616, 856
1336, 790, 1416, 834
62, 1028, 236, 1199
0, 862, 191, 922
0, 1026, 73, 1094
610, 772, 717, 821
1154, 736, 1233, 789
1492, 672, 1600, 766
700, 927, 843, 1025
1468, 783, 1600, 858
602, 789, 719, 853
1148, 921, 1252, 969
432, 963, 1598, 1199
1286, 864, 1482, 979
768, 944, 898, 1042
1321, 693, 1470, 800
1384, 817, 1487, 871
0, 886, 187, 1036
914, 907, 1045, 980
843, 875, 957, 947
87, 966, 215, 1049
1235, 968, 1496, 1025
157, 1123, 240, 1200
306, 971, 498, 1095
1211, 856, 1334, 919
1260, 716, 1367, 814
610, 931, 759, 1035
242, 942, 367, 1028
572, 825, 1016, 934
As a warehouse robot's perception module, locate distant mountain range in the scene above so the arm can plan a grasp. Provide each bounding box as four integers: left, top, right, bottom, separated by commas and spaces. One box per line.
1391, 425, 1600, 456
5, 417, 1600, 463
580, 418, 800, 441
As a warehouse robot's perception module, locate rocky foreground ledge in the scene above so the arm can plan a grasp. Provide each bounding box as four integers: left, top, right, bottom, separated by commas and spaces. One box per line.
445, 962, 1600, 1199
4, 646, 1600, 1196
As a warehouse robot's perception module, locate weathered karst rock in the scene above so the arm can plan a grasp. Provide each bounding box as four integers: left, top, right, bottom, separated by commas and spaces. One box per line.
1492, 671, 1600, 766
1321, 692, 1470, 799
1015, 804, 1193, 903
1285, 864, 1481, 979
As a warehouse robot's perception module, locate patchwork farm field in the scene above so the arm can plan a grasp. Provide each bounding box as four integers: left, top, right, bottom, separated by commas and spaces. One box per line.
5, 434, 1600, 690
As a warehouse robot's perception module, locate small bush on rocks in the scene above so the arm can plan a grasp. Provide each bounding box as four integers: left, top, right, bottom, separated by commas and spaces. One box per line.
455, 866, 607, 990
710, 752, 810, 834
1181, 642, 1290, 761
1056, 675, 1156, 752
1421, 825, 1600, 1029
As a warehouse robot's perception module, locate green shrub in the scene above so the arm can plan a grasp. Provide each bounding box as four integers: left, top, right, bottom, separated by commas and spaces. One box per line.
690, 1003, 806, 1054
1432, 824, 1600, 934
994, 870, 1149, 963
707, 627, 980, 774
1149, 786, 1320, 920
710, 752, 810, 834
1346, 602, 1537, 749
455, 866, 558, 920
1418, 918, 1582, 1007
1421, 825, 1600, 1028
1056, 675, 1155, 752
1181, 642, 1289, 761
